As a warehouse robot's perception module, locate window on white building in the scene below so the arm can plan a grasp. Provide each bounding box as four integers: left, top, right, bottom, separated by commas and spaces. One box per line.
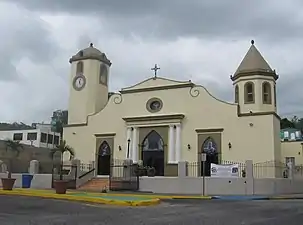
290, 132, 296, 140
295, 131, 301, 138
40, 133, 47, 143
54, 135, 60, 145
284, 131, 289, 138
47, 134, 53, 144
13, 133, 23, 141
27, 132, 37, 141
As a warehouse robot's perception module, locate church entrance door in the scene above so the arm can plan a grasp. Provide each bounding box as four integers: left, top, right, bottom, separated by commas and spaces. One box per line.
201, 137, 219, 176
97, 141, 111, 175
141, 130, 165, 176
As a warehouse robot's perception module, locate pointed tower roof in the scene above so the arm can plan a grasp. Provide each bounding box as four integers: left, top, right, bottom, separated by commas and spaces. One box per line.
231, 40, 278, 81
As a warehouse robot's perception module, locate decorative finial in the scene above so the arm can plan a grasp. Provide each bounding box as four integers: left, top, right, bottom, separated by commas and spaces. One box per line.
90, 43, 93, 47
251, 40, 255, 45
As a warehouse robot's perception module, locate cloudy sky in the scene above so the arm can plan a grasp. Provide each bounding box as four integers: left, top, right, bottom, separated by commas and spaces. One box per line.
0, 0, 303, 124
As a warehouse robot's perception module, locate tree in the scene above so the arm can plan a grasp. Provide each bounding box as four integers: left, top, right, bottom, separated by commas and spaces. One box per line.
280, 116, 303, 131
50, 140, 75, 180
280, 118, 295, 129
51, 110, 68, 138
296, 118, 303, 131
4, 140, 23, 178
0, 122, 32, 131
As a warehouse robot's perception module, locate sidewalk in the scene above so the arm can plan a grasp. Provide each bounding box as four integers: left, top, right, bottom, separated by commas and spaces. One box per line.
0, 189, 161, 206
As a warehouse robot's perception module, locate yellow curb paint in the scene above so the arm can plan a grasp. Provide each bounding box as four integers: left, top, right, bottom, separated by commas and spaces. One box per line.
0, 190, 160, 207
11, 189, 211, 200
71, 191, 212, 200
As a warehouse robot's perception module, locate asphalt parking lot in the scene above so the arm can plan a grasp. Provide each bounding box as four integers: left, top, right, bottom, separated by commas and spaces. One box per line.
1, 196, 303, 225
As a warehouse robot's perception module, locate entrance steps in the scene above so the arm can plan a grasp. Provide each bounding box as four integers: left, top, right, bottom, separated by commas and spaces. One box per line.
77, 177, 109, 192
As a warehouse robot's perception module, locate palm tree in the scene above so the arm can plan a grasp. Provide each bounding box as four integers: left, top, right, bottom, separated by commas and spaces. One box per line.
4, 139, 23, 178
50, 140, 75, 180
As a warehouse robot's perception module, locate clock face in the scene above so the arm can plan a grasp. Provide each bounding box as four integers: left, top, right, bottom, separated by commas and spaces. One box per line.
73, 75, 86, 91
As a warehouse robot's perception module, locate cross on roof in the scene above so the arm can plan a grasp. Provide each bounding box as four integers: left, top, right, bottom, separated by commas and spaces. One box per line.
151, 64, 160, 78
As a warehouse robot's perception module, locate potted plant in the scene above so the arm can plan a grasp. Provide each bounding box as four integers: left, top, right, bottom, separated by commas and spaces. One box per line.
1, 139, 23, 190
134, 160, 147, 176
147, 167, 156, 177
50, 140, 75, 194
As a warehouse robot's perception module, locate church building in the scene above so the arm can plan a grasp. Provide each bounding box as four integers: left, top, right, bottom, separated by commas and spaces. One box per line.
63, 40, 281, 177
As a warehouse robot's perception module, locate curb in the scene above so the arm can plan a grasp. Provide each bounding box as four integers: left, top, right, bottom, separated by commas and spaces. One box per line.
0, 190, 160, 207
81, 192, 212, 200
211, 196, 270, 200
269, 196, 303, 200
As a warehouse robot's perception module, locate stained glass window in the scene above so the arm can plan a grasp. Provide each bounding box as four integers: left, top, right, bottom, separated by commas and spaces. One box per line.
142, 130, 164, 151
202, 137, 217, 154
99, 141, 110, 156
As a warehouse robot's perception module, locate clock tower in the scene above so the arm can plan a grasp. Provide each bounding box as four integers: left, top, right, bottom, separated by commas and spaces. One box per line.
67, 43, 111, 125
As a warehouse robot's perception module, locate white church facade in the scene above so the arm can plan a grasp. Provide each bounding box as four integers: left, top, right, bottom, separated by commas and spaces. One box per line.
63, 41, 281, 177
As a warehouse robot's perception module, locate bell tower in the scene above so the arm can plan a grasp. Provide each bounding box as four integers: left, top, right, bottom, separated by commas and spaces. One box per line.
230, 40, 278, 115
67, 43, 112, 125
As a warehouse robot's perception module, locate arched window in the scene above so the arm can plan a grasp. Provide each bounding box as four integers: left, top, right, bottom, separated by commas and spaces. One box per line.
262, 82, 272, 104
235, 85, 239, 103
98, 141, 110, 156
142, 130, 164, 151
244, 82, 255, 104
99, 64, 108, 85
76, 61, 83, 74
202, 137, 217, 155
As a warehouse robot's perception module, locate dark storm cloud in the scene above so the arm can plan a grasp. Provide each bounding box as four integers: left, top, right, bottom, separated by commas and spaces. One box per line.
6, 0, 303, 41
0, 3, 59, 81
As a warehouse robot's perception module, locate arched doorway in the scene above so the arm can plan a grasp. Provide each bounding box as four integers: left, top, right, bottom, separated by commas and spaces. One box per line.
97, 141, 111, 175
141, 130, 165, 176
201, 137, 219, 176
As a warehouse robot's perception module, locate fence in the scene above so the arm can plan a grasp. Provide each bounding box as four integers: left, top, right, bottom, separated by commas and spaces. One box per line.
253, 161, 287, 178
186, 160, 246, 177
294, 165, 303, 178
51, 164, 78, 189
80, 163, 94, 172
109, 159, 139, 191
186, 160, 291, 178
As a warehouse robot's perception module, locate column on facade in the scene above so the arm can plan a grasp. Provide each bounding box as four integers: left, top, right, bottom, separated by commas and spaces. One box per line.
175, 124, 182, 163
126, 127, 132, 159
132, 127, 138, 163
168, 124, 175, 163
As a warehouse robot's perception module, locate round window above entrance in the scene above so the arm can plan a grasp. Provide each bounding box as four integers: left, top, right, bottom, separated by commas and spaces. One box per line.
146, 98, 163, 113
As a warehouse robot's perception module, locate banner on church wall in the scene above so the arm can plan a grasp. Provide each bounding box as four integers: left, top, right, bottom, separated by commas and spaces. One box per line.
210, 163, 239, 177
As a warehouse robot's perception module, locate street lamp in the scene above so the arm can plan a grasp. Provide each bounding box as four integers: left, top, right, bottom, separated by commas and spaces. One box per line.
201, 153, 207, 196
127, 139, 131, 159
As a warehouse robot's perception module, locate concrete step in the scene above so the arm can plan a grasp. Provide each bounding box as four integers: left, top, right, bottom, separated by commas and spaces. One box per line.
78, 178, 109, 191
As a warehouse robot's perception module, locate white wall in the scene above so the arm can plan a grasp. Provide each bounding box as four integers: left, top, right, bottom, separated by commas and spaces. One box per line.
139, 177, 303, 195
0, 173, 52, 189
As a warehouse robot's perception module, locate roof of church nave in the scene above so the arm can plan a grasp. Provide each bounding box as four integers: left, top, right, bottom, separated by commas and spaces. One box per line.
69, 43, 111, 65
231, 40, 278, 81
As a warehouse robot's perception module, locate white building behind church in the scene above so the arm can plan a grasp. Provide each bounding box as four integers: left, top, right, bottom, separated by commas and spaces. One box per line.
0, 123, 60, 149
